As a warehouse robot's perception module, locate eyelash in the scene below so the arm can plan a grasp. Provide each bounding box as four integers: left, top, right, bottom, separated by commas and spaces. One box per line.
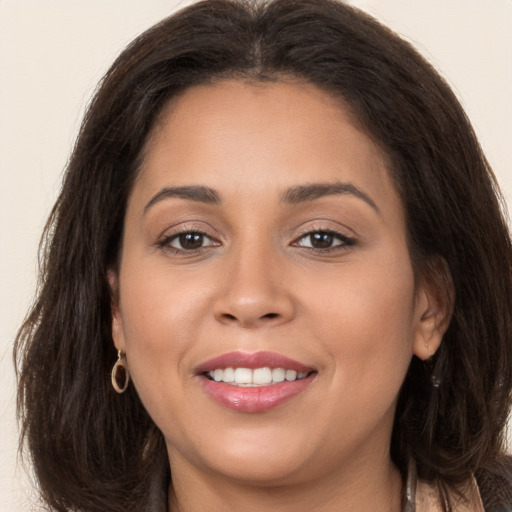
156, 228, 356, 255
156, 230, 219, 254
291, 229, 356, 252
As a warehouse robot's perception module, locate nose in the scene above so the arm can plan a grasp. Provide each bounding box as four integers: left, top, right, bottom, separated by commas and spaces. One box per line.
213, 244, 295, 329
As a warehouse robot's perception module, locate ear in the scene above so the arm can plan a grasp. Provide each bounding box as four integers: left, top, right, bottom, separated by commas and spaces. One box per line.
107, 269, 126, 353
412, 257, 454, 361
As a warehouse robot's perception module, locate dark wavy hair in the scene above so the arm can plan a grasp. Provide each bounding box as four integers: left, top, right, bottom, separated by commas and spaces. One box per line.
15, 0, 512, 510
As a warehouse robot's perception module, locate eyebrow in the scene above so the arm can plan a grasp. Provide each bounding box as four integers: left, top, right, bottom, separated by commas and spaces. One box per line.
143, 181, 379, 214
281, 182, 380, 213
144, 185, 220, 213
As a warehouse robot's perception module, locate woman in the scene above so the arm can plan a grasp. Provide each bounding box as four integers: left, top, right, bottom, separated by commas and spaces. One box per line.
14, 0, 512, 510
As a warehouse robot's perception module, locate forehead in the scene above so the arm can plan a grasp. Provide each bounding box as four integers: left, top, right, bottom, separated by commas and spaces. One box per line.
147, 80, 387, 174
148, 79, 372, 155
132, 79, 401, 221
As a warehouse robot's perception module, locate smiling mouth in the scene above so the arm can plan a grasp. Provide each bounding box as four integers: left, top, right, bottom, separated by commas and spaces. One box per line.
196, 351, 317, 412
204, 367, 313, 387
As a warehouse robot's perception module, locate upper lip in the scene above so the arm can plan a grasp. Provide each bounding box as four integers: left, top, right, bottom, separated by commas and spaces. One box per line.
195, 351, 315, 374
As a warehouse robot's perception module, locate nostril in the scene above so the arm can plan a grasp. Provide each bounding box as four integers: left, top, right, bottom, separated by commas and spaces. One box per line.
221, 312, 279, 323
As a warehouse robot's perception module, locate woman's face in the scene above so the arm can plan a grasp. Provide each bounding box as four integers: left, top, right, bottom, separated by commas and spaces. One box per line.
111, 80, 445, 487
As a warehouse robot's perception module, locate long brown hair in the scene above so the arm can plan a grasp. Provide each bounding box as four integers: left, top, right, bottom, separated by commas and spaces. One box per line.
15, 1, 512, 510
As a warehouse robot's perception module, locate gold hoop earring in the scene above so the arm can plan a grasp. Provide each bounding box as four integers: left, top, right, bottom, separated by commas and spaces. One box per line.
111, 350, 130, 393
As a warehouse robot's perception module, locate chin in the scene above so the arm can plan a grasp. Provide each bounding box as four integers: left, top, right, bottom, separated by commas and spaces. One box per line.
168, 425, 318, 486
207, 452, 312, 486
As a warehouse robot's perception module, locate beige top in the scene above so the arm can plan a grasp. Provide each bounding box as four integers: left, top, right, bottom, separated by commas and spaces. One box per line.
416, 477, 484, 512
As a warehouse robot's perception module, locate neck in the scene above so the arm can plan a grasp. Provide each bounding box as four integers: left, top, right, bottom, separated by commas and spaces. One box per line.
167, 454, 403, 512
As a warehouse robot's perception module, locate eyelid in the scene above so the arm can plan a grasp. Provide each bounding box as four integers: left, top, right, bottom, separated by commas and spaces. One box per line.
292, 219, 356, 239
167, 231, 218, 248
290, 221, 357, 251
292, 230, 355, 248
155, 222, 222, 253
156, 220, 219, 240
294, 232, 347, 247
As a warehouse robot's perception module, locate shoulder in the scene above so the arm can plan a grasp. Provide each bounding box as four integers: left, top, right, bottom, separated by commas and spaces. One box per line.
475, 454, 512, 512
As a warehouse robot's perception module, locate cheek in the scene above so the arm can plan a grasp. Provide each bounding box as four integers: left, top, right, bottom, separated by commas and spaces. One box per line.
306, 256, 417, 399
117, 265, 210, 415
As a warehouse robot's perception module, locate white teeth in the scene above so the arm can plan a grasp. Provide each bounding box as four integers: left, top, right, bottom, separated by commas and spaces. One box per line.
272, 367, 285, 383
234, 368, 253, 384
285, 370, 297, 381
253, 367, 272, 385
207, 367, 309, 386
222, 367, 235, 382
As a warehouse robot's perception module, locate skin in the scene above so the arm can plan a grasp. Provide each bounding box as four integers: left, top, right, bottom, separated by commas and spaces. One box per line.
110, 80, 450, 511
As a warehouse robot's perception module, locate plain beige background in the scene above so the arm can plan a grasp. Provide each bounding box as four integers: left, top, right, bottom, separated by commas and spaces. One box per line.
1, 1, 511, 509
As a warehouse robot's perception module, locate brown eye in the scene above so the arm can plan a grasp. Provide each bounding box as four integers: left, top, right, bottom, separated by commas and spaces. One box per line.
294, 230, 355, 251
309, 232, 335, 249
177, 233, 204, 250
161, 231, 218, 251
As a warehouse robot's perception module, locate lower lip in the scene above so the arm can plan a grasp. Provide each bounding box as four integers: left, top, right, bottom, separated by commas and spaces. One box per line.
198, 375, 315, 413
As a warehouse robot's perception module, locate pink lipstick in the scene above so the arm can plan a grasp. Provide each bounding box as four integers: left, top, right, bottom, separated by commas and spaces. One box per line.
195, 351, 316, 413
